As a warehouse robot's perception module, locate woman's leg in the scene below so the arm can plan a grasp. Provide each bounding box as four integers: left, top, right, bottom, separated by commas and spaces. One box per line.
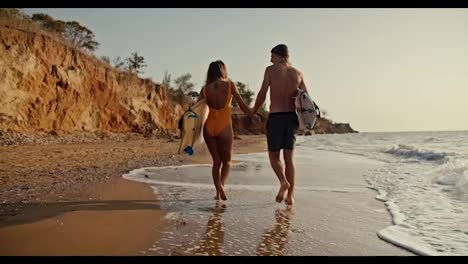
204, 128, 223, 200
217, 126, 233, 189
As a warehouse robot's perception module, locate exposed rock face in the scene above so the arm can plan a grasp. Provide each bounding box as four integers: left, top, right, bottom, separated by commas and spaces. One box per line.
0, 26, 184, 136
311, 117, 358, 134
0, 25, 357, 139
231, 108, 267, 135
231, 107, 357, 135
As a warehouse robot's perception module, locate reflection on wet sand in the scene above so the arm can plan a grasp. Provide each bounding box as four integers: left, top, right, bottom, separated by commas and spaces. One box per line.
194, 202, 226, 256
257, 208, 293, 256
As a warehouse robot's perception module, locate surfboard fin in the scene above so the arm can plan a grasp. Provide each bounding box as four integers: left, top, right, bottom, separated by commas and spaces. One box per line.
183, 146, 194, 155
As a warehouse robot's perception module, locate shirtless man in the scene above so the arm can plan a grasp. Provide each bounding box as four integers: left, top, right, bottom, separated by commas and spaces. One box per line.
251, 44, 309, 206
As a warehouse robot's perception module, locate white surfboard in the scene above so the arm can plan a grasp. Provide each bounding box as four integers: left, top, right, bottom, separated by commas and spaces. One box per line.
178, 99, 209, 155
295, 89, 320, 131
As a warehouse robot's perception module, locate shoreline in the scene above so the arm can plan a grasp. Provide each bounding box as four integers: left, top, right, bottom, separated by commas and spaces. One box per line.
122, 149, 413, 256
0, 134, 412, 255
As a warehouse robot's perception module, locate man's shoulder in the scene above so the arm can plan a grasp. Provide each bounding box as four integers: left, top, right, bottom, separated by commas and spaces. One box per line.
288, 65, 302, 75
265, 65, 275, 71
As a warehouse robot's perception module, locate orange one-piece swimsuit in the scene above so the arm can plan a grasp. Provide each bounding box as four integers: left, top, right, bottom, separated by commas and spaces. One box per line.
203, 82, 233, 136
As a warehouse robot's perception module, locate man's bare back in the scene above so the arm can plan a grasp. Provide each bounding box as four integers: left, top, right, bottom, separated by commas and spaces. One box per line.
252, 62, 308, 114
267, 63, 306, 113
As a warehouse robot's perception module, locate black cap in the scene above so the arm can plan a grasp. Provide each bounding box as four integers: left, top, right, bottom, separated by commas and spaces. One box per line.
271, 44, 289, 58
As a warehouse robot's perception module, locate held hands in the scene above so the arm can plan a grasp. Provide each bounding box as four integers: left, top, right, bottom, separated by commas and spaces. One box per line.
248, 108, 255, 117
242, 108, 262, 125
246, 108, 262, 125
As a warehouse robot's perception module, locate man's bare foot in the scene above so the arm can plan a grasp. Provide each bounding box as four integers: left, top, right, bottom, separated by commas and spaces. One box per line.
285, 195, 294, 206
219, 187, 227, 201
275, 182, 290, 203
214, 193, 220, 200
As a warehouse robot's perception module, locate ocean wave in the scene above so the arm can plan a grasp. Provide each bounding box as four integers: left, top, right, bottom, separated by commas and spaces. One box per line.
424, 137, 441, 143
433, 160, 468, 200
383, 144, 449, 163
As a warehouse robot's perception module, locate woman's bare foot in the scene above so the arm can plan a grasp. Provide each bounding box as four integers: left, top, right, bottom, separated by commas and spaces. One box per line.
214, 193, 221, 200
275, 181, 290, 203
219, 187, 228, 201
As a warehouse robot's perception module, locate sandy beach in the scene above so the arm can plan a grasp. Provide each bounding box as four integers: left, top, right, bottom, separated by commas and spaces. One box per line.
0, 135, 265, 255
0, 134, 412, 255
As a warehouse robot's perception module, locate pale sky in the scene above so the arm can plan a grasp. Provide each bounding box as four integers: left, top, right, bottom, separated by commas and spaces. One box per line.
24, 8, 468, 132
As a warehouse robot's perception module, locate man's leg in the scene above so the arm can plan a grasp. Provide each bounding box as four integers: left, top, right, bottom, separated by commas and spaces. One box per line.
283, 113, 299, 205
267, 114, 290, 203
268, 151, 290, 203
283, 149, 295, 205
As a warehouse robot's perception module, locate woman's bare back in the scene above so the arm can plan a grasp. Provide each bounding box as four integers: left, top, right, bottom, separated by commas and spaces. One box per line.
204, 79, 232, 110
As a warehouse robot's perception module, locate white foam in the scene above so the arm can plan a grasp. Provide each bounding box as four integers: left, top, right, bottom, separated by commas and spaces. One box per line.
303, 131, 468, 255
375, 190, 387, 202
454, 171, 468, 200
124, 131, 468, 256
164, 212, 181, 221
377, 226, 436, 256
150, 186, 159, 195
295, 135, 307, 145
383, 200, 407, 227
365, 164, 468, 255
383, 144, 449, 163
125, 167, 361, 193
432, 159, 468, 200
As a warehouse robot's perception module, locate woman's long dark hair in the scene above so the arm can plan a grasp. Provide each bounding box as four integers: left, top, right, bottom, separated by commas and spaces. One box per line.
206, 60, 227, 87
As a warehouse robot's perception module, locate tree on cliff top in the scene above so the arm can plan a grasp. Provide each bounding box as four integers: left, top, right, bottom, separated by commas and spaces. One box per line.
164, 73, 195, 106
112, 56, 126, 70
29, 14, 100, 53
174, 73, 194, 95
162, 70, 172, 90
126, 52, 147, 74
100, 56, 111, 65
0, 8, 24, 19
232, 81, 254, 107
31, 13, 66, 33
173, 73, 195, 104
64, 21, 99, 53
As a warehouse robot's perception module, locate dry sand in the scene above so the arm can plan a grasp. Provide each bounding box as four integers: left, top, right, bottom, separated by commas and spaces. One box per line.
0, 135, 266, 255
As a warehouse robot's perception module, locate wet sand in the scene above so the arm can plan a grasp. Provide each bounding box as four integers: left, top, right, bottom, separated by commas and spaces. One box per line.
0, 178, 164, 255
124, 148, 414, 256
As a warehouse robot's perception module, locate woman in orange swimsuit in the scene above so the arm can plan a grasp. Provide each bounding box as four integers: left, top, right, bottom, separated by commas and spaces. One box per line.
199, 60, 251, 201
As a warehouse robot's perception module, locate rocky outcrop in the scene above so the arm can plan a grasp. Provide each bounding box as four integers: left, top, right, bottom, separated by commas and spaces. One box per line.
0, 26, 184, 137
231, 107, 357, 135
231, 109, 267, 135
311, 117, 358, 134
